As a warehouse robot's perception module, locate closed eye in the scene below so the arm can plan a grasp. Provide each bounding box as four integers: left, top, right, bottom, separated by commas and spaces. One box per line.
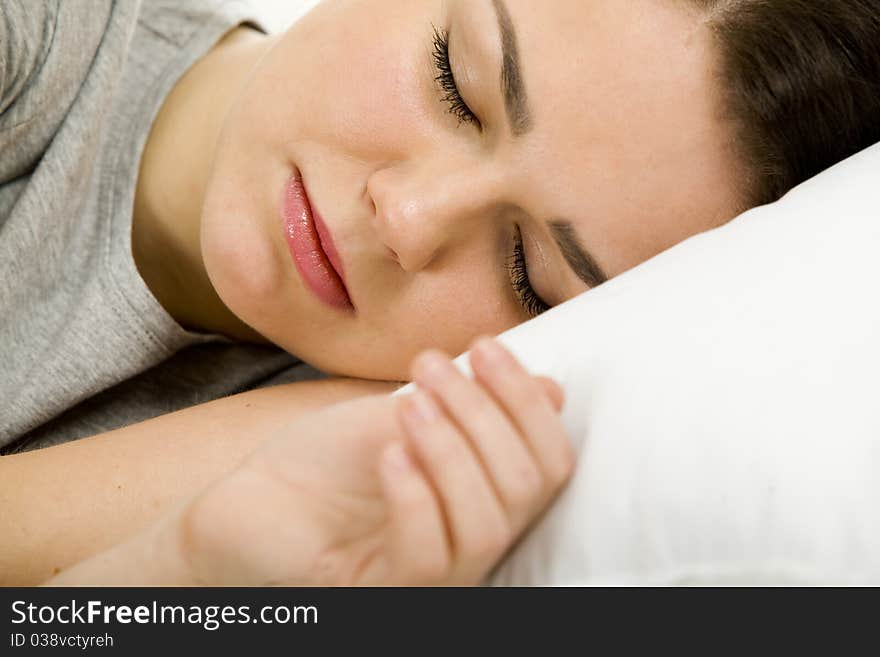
431, 26, 545, 317
507, 225, 551, 318
431, 25, 481, 128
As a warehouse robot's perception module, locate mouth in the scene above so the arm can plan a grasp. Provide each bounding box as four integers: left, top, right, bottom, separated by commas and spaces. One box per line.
282, 170, 353, 312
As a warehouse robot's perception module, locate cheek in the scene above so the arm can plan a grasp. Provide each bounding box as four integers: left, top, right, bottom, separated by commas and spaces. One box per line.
411, 278, 514, 348
257, 1, 437, 160
273, 262, 520, 382
200, 155, 290, 327
357, 272, 520, 379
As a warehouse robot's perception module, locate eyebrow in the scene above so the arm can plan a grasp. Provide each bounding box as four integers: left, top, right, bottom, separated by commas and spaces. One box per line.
492, 0, 533, 136
548, 220, 609, 289
490, 1, 606, 289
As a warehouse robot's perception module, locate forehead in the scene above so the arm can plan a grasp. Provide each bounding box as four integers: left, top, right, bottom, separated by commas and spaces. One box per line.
499, 0, 741, 274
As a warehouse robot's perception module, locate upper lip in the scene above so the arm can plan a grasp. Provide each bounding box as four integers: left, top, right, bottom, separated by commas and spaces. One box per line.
301, 175, 353, 303
312, 197, 348, 292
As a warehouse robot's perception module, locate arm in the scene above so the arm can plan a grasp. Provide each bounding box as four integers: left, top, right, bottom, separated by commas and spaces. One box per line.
0, 377, 400, 586
44, 339, 574, 587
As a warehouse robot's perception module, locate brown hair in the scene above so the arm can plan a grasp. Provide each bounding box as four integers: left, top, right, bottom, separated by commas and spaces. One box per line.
692, 0, 880, 208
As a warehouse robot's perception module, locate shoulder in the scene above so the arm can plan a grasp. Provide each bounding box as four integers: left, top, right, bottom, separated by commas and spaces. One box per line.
0, 1, 118, 114
0, 1, 59, 116
0, 0, 118, 183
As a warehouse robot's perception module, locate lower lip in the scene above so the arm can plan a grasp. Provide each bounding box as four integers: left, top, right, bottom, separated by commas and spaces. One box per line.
282, 171, 353, 311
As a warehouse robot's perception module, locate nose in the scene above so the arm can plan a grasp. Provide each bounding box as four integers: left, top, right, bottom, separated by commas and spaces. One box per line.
366, 158, 504, 272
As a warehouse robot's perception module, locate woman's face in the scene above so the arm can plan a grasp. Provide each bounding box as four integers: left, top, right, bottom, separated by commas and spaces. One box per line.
201, 0, 742, 380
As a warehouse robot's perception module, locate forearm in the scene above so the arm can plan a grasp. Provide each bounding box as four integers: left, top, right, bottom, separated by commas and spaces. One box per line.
0, 377, 399, 586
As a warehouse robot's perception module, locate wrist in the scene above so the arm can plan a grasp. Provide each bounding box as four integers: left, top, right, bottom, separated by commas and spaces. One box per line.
145, 504, 202, 586
41, 504, 198, 586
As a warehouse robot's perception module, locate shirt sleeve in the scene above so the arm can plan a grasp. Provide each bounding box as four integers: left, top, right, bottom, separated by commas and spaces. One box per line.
0, 0, 112, 185
0, 0, 58, 117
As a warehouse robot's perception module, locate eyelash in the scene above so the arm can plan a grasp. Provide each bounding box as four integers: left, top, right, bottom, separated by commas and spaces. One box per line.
507, 226, 552, 318
431, 26, 481, 127
431, 26, 548, 319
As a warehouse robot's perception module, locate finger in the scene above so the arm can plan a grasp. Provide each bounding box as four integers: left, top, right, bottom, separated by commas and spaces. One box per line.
397, 388, 512, 578
534, 376, 565, 412
469, 338, 575, 489
378, 441, 451, 585
411, 349, 544, 528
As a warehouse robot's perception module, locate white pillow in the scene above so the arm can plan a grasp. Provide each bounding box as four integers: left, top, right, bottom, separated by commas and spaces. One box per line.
400, 142, 880, 585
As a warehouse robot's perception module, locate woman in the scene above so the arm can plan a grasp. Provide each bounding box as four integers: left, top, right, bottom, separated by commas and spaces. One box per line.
1, 0, 878, 584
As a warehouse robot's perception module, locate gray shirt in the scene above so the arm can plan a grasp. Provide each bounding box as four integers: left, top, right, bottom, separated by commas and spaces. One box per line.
1, 0, 323, 453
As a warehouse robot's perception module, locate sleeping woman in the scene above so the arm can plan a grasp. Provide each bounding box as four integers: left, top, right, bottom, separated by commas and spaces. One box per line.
1, 0, 878, 585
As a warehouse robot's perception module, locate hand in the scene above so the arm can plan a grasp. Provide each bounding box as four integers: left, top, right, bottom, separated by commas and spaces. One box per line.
168, 337, 574, 586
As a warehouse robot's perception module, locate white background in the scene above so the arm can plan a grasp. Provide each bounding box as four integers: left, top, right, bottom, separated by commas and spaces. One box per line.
250, 0, 320, 32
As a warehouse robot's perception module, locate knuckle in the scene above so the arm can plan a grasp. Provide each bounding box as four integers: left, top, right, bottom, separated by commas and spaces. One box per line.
426, 429, 462, 467
463, 522, 512, 562
506, 464, 544, 507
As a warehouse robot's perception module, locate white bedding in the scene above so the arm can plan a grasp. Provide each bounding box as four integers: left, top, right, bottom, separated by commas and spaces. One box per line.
397, 142, 880, 585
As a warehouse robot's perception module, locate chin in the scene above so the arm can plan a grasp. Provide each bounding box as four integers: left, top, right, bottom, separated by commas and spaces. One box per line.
200, 183, 288, 335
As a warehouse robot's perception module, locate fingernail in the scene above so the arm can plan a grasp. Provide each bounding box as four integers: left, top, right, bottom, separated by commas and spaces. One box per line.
406, 390, 440, 425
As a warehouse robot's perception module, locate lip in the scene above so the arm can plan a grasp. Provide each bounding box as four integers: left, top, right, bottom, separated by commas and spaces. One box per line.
282, 170, 353, 311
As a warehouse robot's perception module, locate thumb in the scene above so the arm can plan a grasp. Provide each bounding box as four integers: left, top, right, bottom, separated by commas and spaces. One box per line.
534, 376, 565, 412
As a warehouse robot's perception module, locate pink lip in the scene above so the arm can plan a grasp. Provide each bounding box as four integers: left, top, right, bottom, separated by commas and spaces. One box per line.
282, 171, 353, 311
